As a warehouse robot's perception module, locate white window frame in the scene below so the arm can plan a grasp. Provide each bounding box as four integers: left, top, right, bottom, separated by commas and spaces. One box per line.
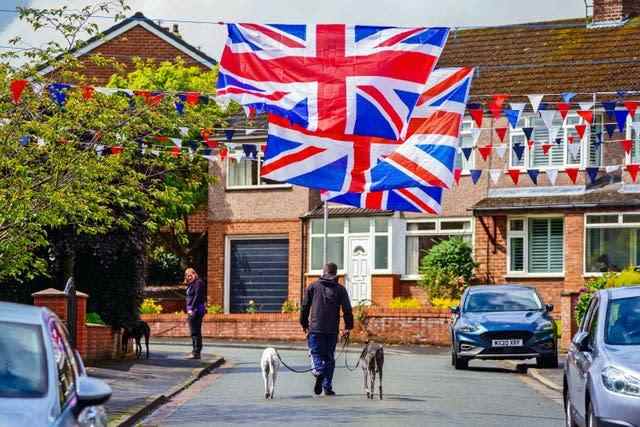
225, 146, 292, 190
584, 212, 640, 276
307, 217, 392, 276
509, 113, 598, 171
626, 113, 640, 165
456, 119, 475, 173
506, 214, 565, 278
402, 217, 474, 280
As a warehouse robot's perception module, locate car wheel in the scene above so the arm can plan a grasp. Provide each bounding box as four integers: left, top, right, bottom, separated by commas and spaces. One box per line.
564, 389, 577, 427
454, 355, 468, 370
586, 401, 597, 427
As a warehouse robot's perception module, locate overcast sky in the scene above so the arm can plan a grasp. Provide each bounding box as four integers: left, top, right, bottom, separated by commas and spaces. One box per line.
0, 0, 586, 61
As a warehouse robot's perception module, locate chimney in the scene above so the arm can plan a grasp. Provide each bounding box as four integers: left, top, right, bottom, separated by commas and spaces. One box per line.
171, 24, 181, 38
592, 0, 640, 25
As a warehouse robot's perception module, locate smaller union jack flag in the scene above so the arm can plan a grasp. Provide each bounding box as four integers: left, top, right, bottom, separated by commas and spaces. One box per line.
322, 186, 444, 214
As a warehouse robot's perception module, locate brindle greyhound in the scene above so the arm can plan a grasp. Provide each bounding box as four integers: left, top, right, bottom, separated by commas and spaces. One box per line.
359, 341, 384, 399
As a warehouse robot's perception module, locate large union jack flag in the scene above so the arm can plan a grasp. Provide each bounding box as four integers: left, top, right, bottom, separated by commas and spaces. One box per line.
322, 186, 444, 214
217, 24, 449, 140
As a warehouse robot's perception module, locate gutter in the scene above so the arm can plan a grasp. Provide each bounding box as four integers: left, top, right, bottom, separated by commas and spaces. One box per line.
470, 201, 640, 214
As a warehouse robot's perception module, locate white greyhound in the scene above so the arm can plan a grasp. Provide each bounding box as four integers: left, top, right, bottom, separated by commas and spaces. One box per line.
260, 347, 280, 399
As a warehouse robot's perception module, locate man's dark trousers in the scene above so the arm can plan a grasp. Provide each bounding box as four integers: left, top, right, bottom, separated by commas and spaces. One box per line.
308, 333, 338, 391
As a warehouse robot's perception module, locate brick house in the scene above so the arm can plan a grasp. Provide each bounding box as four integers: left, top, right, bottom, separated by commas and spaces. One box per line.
205, 0, 640, 345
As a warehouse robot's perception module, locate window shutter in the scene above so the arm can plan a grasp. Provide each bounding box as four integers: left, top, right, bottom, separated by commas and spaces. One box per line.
588, 113, 603, 167
549, 218, 564, 271
531, 117, 549, 167
528, 218, 564, 273
565, 116, 581, 166
510, 237, 524, 271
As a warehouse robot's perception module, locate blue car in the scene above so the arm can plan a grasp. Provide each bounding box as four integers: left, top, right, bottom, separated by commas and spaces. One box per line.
450, 285, 558, 370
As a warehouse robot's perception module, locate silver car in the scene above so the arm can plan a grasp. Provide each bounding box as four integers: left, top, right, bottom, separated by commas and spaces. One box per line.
0, 302, 111, 427
564, 286, 640, 427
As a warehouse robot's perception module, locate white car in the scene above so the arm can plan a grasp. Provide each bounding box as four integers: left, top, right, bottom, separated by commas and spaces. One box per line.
0, 302, 111, 427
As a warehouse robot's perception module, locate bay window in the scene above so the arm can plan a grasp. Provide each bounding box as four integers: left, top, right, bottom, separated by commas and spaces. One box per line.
508, 217, 564, 275
405, 218, 473, 276
586, 213, 640, 273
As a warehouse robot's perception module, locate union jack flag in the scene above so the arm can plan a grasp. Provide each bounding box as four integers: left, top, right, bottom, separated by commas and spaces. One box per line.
368, 67, 474, 191
217, 24, 449, 140
322, 186, 444, 214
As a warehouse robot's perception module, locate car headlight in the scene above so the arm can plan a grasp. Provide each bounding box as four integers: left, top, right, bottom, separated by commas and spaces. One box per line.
536, 322, 554, 332
602, 366, 640, 397
457, 323, 484, 334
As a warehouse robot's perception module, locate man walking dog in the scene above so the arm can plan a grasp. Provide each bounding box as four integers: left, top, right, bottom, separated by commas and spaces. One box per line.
300, 262, 353, 396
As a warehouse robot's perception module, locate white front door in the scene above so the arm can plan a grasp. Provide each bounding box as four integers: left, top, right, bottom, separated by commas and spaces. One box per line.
346, 237, 371, 305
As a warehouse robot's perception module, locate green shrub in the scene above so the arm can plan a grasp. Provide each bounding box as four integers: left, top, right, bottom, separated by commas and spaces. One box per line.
139, 298, 163, 315
281, 300, 299, 313
419, 238, 477, 299
86, 312, 105, 325
575, 268, 640, 325
389, 297, 422, 309
246, 300, 258, 314
430, 297, 459, 309
207, 304, 223, 314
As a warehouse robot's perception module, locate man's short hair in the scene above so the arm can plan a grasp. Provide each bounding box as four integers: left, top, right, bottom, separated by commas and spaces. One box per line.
324, 262, 338, 275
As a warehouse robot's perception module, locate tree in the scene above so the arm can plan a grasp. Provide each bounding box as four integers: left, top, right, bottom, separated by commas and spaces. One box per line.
0, 2, 227, 323
418, 238, 477, 299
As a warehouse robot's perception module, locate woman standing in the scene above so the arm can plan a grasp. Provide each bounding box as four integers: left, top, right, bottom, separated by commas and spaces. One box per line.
184, 268, 205, 359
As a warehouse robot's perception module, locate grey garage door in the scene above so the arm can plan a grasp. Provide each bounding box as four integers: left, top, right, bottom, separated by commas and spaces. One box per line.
230, 239, 289, 313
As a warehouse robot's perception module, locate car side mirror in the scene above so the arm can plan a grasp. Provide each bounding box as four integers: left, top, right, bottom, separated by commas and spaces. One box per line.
74, 376, 112, 413
573, 331, 590, 352
450, 306, 460, 315
545, 304, 554, 313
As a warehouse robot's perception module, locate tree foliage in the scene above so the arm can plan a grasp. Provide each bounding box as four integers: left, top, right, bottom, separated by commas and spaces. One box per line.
418, 238, 477, 299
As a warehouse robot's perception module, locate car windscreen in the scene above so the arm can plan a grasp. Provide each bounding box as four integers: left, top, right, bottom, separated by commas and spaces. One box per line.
463, 289, 542, 312
0, 321, 48, 398
605, 296, 640, 345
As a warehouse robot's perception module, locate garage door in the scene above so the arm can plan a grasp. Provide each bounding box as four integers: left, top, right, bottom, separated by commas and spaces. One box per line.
229, 239, 289, 313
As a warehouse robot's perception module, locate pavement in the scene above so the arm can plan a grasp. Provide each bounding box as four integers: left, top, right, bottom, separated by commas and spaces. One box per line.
86, 345, 223, 426
502, 357, 564, 393
139, 339, 564, 427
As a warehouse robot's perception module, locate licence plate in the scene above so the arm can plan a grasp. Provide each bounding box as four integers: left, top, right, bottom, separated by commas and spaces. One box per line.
492, 339, 523, 347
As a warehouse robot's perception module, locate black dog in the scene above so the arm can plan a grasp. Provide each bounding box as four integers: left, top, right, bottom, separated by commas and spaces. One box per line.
122, 320, 150, 359
359, 341, 384, 399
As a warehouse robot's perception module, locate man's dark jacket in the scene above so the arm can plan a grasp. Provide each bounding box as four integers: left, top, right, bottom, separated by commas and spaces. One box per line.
300, 275, 354, 334
186, 278, 206, 316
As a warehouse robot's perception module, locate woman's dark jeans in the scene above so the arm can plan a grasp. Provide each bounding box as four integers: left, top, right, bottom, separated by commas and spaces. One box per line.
188, 312, 204, 354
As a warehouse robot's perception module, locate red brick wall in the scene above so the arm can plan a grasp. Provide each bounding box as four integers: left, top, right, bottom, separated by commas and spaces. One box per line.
85, 325, 118, 362
593, 0, 640, 22
186, 208, 208, 233
207, 220, 303, 310
142, 308, 452, 346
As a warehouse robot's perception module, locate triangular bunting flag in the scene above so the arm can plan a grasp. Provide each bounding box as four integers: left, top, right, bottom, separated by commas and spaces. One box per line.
245, 129, 258, 136
478, 145, 493, 161
575, 124, 587, 140
504, 109, 521, 129
179, 127, 189, 136
225, 129, 235, 141
577, 110, 593, 125
615, 109, 629, 133
605, 123, 617, 138
170, 146, 181, 157
170, 138, 182, 148
470, 169, 482, 184
495, 127, 508, 142
512, 143, 525, 161
528, 94, 544, 113
81, 85, 95, 100
19, 135, 29, 146
602, 101, 617, 118
624, 101, 639, 117
470, 128, 482, 145
546, 168, 558, 185
510, 102, 526, 112
586, 167, 599, 184
488, 101, 502, 120
467, 104, 484, 128
527, 169, 540, 185
605, 165, 620, 174
507, 169, 520, 185
9, 79, 28, 103
527, 139, 535, 150
627, 164, 640, 183
495, 144, 507, 160
579, 101, 594, 111
565, 167, 580, 184
557, 102, 571, 120
622, 139, 633, 155
243, 106, 256, 119
540, 109, 557, 129
492, 94, 510, 108
219, 147, 228, 161
243, 144, 258, 159
561, 92, 577, 103
542, 143, 553, 155
175, 100, 185, 115
489, 169, 502, 185
522, 127, 534, 140
618, 91, 627, 98
454, 168, 462, 186
461, 147, 473, 161
111, 146, 123, 155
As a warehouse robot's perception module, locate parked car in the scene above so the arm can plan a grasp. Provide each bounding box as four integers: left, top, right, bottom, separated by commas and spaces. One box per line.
0, 302, 111, 427
450, 284, 558, 370
564, 286, 640, 427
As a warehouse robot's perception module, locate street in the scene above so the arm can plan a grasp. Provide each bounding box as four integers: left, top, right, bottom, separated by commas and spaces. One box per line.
141, 341, 563, 427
